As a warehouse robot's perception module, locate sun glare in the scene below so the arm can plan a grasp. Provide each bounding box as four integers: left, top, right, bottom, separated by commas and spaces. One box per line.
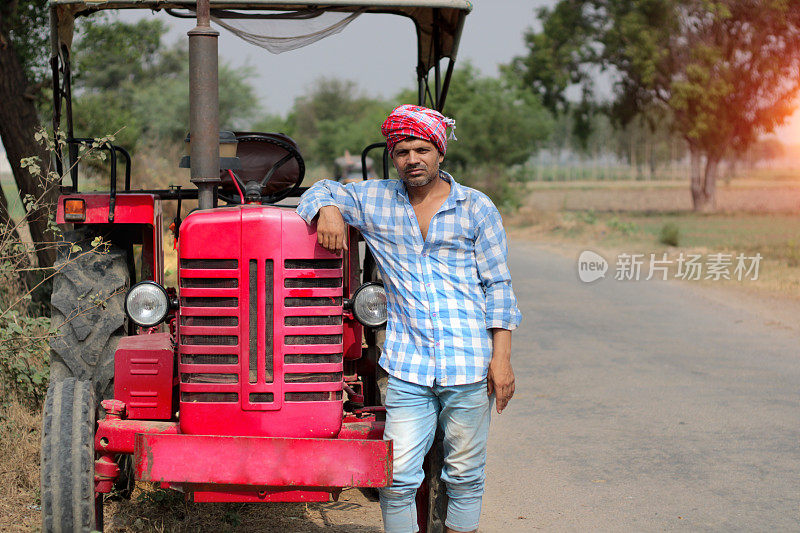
776, 100, 800, 146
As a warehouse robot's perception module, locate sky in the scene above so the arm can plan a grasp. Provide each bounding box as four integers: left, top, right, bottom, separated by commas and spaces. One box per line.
124, 0, 549, 115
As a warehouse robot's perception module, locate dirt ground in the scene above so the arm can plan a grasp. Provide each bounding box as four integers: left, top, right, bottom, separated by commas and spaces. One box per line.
104, 485, 383, 532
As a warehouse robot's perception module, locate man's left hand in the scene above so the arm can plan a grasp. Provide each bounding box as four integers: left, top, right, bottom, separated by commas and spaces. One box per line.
487, 356, 515, 414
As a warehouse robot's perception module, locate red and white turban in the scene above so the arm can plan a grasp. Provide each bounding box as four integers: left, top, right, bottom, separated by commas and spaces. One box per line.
381, 104, 457, 155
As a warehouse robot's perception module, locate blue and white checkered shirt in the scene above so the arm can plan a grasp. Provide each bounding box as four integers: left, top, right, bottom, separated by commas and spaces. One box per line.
296, 172, 522, 386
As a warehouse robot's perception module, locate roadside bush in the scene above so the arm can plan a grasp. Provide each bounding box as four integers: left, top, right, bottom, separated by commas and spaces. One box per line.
577, 209, 597, 225
0, 310, 51, 408
786, 239, 800, 267
659, 222, 681, 246
455, 164, 525, 213
0, 161, 59, 408
607, 216, 639, 236
0, 131, 116, 408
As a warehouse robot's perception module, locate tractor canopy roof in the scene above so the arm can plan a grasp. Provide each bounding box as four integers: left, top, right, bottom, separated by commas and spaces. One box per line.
50, 1, 472, 74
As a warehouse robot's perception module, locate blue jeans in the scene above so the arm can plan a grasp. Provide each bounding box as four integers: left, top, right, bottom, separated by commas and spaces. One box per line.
379, 376, 493, 533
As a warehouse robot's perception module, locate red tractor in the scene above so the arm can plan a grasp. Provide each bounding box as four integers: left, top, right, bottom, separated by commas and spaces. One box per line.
42, 1, 470, 531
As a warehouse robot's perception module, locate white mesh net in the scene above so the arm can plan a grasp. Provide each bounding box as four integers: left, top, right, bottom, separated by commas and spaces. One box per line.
211, 10, 364, 54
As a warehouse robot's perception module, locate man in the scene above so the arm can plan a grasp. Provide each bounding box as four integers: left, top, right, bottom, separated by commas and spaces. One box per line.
296, 104, 522, 533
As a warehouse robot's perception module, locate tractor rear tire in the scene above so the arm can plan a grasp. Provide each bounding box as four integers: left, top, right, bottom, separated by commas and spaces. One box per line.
49, 228, 129, 399
41, 378, 103, 533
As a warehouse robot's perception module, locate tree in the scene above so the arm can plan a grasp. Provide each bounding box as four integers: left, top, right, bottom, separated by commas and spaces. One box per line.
434, 64, 552, 170
72, 16, 258, 150
281, 78, 392, 171
511, 0, 800, 210
392, 64, 552, 170
0, 0, 58, 268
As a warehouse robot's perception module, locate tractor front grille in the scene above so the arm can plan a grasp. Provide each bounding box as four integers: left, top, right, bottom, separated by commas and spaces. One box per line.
248, 259, 274, 383
281, 258, 344, 403
178, 254, 346, 406
177, 207, 347, 439
181, 354, 238, 365
178, 258, 241, 402
181, 259, 238, 269
181, 278, 239, 288
284, 353, 341, 364
181, 296, 238, 307
285, 315, 342, 326
181, 316, 238, 327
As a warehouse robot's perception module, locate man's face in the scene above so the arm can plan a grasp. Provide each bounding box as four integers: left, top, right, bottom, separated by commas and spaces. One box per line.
391, 138, 444, 188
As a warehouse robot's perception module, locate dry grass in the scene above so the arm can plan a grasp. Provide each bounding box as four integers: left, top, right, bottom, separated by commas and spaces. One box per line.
0, 401, 43, 531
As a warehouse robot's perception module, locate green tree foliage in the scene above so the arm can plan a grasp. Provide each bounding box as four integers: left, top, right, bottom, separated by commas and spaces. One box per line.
1, 0, 50, 87
276, 78, 393, 171
439, 64, 552, 170
511, 0, 800, 210
72, 16, 258, 151
278, 67, 553, 182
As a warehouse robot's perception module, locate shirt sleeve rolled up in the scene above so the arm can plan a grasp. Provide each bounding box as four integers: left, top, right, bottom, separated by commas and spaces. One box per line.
474, 199, 522, 331
296, 179, 367, 230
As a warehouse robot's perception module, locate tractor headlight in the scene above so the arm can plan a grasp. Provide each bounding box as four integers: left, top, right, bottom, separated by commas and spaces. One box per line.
125, 281, 169, 327
350, 282, 387, 327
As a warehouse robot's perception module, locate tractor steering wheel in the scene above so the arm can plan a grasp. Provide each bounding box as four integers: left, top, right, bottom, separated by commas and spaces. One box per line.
236, 133, 306, 204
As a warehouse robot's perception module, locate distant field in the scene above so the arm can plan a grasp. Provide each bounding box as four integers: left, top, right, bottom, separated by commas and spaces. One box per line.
509, 179, 800, 298
524, 179, 800, 213
514, 210, 800, 258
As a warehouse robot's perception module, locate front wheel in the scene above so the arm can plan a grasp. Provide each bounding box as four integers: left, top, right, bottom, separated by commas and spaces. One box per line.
41, 378, 103, 532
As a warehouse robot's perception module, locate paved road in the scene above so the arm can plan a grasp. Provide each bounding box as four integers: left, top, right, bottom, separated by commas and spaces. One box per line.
481, 241, 800, 532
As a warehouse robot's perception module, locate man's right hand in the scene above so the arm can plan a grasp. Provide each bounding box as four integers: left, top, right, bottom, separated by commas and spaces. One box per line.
316, 205, 348, 252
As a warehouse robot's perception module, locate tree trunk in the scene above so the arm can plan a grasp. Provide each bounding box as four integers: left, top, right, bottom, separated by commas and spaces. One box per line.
702, 155, 719, 211
724, 156, 736, 184
0, 33, 58, 268
689, 144, 707, 211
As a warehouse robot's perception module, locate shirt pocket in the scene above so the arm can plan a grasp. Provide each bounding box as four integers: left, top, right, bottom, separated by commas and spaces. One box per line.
364, 211, 408, 242
432, 209, 473, 256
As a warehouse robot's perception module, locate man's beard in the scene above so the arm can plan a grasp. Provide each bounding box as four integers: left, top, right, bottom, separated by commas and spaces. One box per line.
401, 166, 438, 187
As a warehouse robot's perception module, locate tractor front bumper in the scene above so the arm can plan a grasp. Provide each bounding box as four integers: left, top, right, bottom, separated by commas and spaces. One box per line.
95, 413, 392, 500
134, 432, 391, 488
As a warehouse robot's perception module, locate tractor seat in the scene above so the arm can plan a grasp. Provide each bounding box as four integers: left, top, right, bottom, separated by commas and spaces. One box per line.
220, 132, 304, 198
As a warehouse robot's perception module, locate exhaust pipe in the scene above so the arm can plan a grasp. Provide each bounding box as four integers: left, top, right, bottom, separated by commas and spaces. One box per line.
188, 0, 220, 210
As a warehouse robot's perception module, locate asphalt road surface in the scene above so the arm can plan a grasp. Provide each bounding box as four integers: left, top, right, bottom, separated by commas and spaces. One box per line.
479, 241, 800, 532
